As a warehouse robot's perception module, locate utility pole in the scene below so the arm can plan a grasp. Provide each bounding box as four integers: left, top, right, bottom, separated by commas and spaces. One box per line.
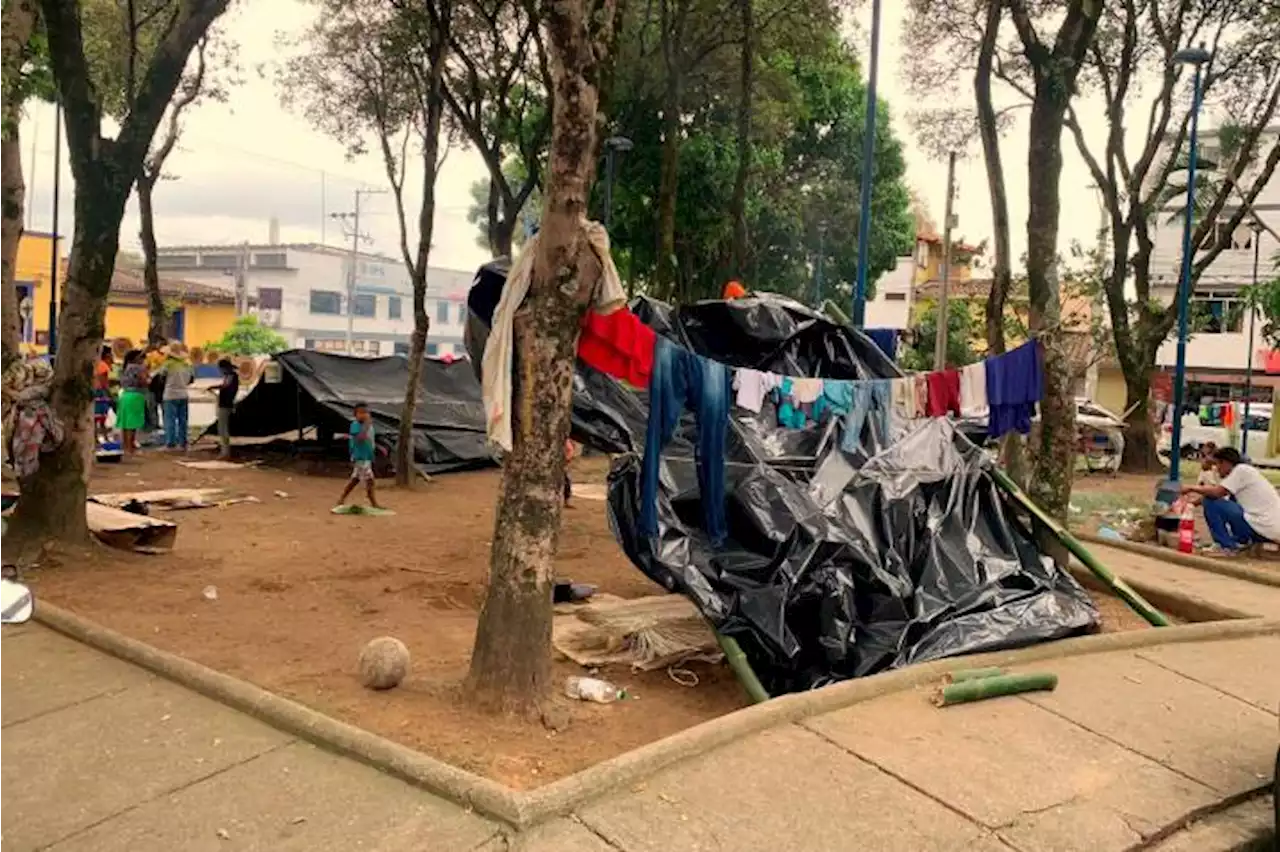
330, 188, 384, 355
850, 0, 882, 327
814, 223, 826, 306
932, 151, 957, 371
234, 241, 250, 316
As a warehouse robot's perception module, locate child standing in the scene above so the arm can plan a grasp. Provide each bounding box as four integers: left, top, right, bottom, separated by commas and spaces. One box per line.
336, 403, 380, 509
215, 358, 239, 459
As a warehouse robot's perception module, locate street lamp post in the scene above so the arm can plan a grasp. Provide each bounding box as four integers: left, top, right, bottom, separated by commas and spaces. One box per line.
1162, 43, 1212, 494
48, 97, 62, 356
602, 136, 633, 232
850, 0, 882, 327
1242, 218, 1265, 457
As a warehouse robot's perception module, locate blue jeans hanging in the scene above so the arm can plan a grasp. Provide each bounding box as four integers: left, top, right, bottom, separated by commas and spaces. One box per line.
640, 337, 731, 547
841, 379, 891, 452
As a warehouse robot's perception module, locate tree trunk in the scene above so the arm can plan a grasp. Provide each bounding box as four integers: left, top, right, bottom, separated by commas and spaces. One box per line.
466, 0, 615, 719
1119, 363, 1161, 472
728, 0, 752, 280
486, 177, 502, 255
1, 118, 24, 367
975, 0, 1009, 358
394, 31, 447, 489
492, 212, 516, 258
136, 174, 168, 344
1024, 94, 1076, 520
9, 188, 129, 549
0, 0, 36, 368
655, 73, 681, 301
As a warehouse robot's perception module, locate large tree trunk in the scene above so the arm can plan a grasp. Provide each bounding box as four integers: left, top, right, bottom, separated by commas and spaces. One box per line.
655, 73, 681, 301
1119, 361, 1162, 472
1, 118, 25, 367
395, 290, 429, 486
466, 0, 615, 719
975, 0, 1009, 358
1, 0, 37, 368
136, 174, 167, 344
728, 0, 752, 280
9, 187, 129, 548
1024, 98, 1076, 520
485, 177, 502, 255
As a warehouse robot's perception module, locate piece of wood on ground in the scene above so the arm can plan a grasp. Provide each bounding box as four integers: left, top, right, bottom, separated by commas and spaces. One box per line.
86, 501, 177, 553
90, 488, 228, 510
175, 460, 260, 471
552, 594, 721, 671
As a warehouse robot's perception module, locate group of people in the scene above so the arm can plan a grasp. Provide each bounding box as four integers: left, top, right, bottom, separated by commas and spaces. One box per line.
1181, 443, 1280, 556
93, 342, 239, 458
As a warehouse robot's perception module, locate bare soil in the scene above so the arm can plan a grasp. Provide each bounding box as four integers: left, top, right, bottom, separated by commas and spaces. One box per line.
25, 449, 1149, 789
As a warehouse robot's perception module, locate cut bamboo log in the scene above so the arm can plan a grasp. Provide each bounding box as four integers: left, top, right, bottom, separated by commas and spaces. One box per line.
932, 672, 1058, 707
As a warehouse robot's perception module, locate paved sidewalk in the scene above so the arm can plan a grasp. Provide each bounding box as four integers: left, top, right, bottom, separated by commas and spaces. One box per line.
1086, 541, 1280, 619
1, 624, 499, 852
533, 635, 1279, 852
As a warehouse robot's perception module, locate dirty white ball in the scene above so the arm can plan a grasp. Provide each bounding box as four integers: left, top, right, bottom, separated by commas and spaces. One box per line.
358, 636, 409, 690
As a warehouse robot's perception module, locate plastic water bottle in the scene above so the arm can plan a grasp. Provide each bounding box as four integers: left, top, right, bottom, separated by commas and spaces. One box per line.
1178, 503, 1195, 554
565, 676, 622, 703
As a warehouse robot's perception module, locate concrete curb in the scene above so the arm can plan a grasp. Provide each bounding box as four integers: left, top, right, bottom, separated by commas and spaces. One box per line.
1078, 531, 1280, 589
1066, 564, 1257, 622
32, 603, 1280, 830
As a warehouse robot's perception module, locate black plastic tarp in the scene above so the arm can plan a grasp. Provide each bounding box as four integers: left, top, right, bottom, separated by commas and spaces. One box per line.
227, 350, 495, 474
604, 296, 1099, 694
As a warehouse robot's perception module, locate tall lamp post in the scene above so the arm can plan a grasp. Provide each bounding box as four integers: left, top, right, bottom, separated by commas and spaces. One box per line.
1241, 217, 1265, 456
850, 0, 882, 327
602, 136, 633, 232
1162, 43, 1212, 495
48, 97, 62, 356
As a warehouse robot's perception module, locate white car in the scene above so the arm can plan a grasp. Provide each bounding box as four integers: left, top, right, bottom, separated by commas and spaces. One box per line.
1158, 402, 1272, 459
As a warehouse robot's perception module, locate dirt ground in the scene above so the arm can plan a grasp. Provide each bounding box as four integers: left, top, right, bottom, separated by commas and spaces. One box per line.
26, 449, 1150, 788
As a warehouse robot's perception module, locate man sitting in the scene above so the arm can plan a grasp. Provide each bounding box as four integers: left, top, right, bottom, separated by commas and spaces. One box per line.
1181, 446, 1280, 556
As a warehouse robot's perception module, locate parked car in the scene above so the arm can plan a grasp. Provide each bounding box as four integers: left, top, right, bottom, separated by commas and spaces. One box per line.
1158, 402, 1272, 459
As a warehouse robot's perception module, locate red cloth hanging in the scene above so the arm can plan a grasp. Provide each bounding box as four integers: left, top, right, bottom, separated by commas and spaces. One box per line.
578, 308, 656, 388
925, 369, 962, 417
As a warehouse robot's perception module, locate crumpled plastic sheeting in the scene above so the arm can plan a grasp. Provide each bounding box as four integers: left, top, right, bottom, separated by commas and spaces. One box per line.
605, 297, 1099, 695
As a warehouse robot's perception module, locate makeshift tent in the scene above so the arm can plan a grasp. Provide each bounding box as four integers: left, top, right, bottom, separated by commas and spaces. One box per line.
226, 350, 494, 474
604, 295, 1097, 694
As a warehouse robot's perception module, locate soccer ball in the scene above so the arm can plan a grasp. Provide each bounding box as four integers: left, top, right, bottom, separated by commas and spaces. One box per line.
358, 636, 409, 690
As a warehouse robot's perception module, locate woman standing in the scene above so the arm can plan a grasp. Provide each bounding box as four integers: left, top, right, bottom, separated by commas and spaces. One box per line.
116, 350, 148, 455
158, 343, 194, 450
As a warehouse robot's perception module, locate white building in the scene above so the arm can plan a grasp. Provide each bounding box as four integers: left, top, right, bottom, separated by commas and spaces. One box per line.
862, 255, 913, 330
1150, 124, 1280, 400
155, 242, 476, 358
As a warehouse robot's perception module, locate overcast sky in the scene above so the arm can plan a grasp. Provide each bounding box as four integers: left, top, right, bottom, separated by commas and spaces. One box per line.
17, 2, 1188, 281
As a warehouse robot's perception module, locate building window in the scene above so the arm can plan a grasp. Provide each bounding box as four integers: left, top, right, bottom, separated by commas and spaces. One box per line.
200, 253, 240, 269
427, 342, 439, 356
359, 261, 385, 277
436, 301, 449, 323
157, 254, 197, 269
884, 292, 907, 301
258, 287, 283, 310
388, 296, 403, 319
1190, 292, 1245, 334
310, 290, 343, 314
253, 252, 287, 268
394, 342, 410, 356
457, 302, 467, 323
368, 341, 381, 356
304, 338, 315, 350
354, 294, 376, 317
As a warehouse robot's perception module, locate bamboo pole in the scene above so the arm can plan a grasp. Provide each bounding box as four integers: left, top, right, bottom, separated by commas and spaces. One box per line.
715, 632, 770, 703
944, 666, 1005, 684
989, 467, 1171, 627
933, 672, 1058, 706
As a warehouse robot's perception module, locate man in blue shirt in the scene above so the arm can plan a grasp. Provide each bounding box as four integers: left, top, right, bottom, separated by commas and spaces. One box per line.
335, 403, 381, 510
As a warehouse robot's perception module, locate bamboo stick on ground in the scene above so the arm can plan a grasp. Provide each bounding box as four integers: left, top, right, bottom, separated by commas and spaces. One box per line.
932, 672, 1058, 707
943, 666, 1005, 684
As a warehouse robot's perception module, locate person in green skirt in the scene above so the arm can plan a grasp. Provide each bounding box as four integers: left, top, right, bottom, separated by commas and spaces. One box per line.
116, 350, 149, 456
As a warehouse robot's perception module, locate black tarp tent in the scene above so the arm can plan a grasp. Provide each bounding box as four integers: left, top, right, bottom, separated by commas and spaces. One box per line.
231, 295, 1098, 694
226, 350, 495, 474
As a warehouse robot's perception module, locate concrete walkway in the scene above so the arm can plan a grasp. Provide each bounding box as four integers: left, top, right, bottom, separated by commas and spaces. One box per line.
1086, 541, 1280, 620
4, 619, 1276, 851
1, 624, 500, 852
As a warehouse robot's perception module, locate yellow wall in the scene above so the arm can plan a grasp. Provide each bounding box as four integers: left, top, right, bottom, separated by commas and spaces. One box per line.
103, 305, 151, 347
184, 303, 237, 348
15, 232, 238, 351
